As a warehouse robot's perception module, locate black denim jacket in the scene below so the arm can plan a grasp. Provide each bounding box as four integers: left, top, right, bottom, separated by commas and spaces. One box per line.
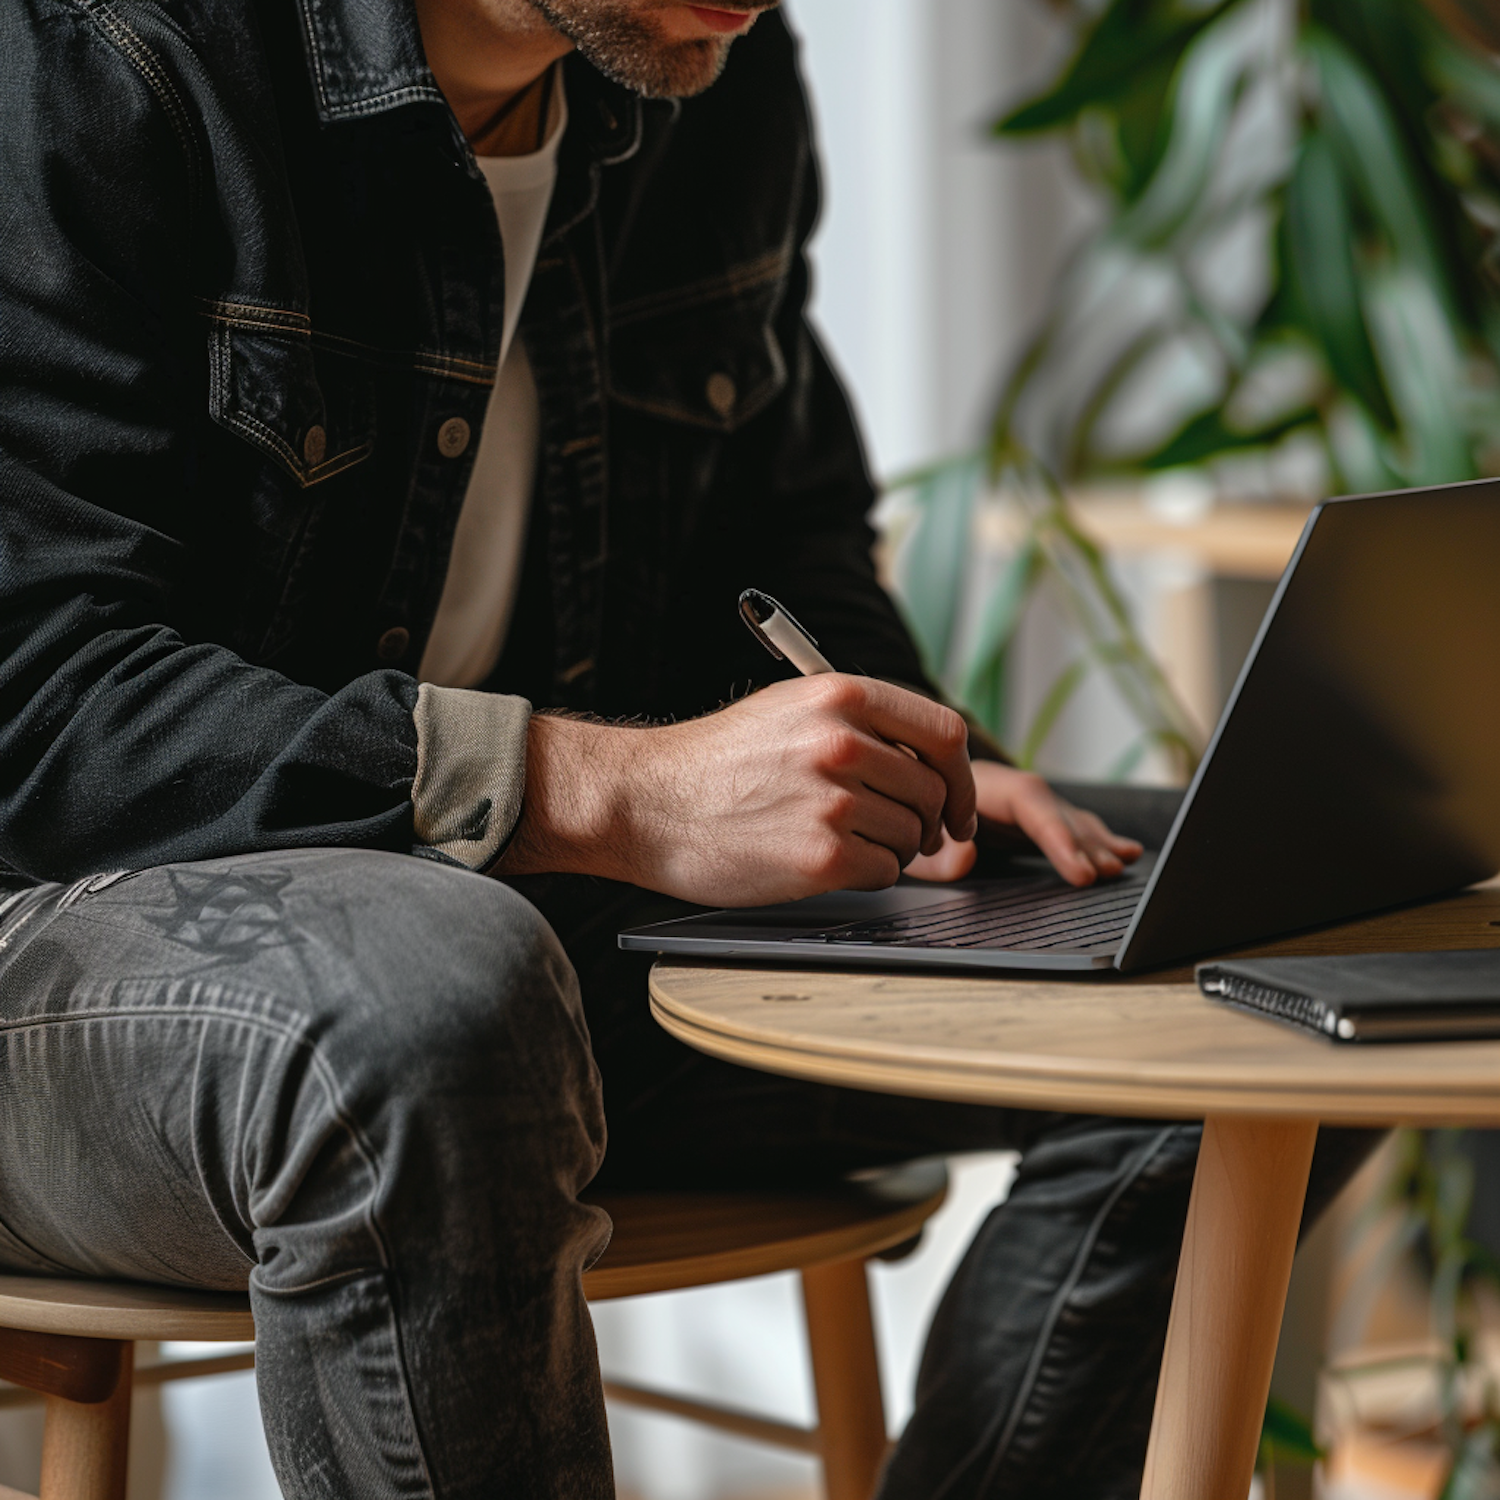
0, 0, 931, 883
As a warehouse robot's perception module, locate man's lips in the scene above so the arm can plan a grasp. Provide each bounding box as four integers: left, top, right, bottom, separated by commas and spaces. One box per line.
686, 5, 756, 32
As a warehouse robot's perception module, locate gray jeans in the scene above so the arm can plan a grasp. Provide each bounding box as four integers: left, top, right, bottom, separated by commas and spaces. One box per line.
0, 849, 1377, 1500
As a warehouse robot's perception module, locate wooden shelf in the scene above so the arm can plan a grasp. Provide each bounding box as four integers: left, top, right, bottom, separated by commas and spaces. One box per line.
975, 492, 1316, 581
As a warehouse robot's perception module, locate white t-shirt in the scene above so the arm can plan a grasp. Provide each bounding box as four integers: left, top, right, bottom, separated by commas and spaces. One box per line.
418, 76, 567, 689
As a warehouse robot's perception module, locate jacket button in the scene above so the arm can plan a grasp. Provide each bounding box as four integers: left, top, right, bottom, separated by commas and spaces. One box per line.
437, 417, 471, 458
303, 425, 327, 466
376, 626, 410, 662
706, 372, 737, 419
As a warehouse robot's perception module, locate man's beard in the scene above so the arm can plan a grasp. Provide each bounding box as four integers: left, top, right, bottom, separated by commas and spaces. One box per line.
527, 0, 756, 98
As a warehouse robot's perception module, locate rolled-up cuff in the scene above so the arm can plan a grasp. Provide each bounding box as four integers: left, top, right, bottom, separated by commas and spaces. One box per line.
411, 685, 531, 871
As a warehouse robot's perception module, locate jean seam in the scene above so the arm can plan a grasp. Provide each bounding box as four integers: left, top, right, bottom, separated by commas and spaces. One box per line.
286, 1018, 441, 1500
73, 0, 202, 201
197, 299, 501, 386
610, 247, 790, 323
925, 1124, 1185, 1500
251, 1265, 387, 1298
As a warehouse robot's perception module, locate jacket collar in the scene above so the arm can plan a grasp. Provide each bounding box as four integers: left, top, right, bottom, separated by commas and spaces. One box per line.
294, 0, 644, 159
294, 0, 445, 122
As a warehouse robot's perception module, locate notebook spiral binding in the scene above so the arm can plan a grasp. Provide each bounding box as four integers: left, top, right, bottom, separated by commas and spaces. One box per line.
1198, 970, 1340, 1037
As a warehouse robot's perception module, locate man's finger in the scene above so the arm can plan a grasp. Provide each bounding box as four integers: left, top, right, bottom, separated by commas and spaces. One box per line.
1067, 810, 1143, 875
855, 682, 977, 841
853, 737, 949, 853
840, 837, 904, 892
848, 793, 927, 870
1010, 786, 1099, 887
905, 830, 979, 883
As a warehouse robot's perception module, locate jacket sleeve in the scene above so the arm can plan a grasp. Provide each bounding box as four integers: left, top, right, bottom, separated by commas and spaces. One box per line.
0, 4, 517, 881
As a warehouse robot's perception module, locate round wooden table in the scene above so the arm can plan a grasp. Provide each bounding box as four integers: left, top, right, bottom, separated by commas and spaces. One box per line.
647, 883, 1500, 1500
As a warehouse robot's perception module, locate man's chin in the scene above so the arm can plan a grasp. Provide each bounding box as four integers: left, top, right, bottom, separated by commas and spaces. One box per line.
529, 0, 738, 99
585, 34, 732, 99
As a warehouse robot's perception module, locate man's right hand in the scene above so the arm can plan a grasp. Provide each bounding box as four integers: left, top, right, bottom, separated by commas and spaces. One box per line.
495, 675, 978, 907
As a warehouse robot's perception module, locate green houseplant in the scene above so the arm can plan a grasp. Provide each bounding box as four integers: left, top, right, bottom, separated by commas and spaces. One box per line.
891, 0, 1500, 774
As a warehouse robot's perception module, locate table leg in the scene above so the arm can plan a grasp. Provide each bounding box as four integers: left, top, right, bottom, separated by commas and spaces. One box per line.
1140, 1114, 1318, 1500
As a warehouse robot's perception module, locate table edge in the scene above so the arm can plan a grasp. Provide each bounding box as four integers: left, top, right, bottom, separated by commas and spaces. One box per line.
649, 991, 1500, 1127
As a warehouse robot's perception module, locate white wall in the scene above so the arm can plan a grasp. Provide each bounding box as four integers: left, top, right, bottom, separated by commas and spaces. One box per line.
795, 0, 1088, 480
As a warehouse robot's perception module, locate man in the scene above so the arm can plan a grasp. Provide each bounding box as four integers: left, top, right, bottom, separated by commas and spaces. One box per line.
0, 0, 1369, 1495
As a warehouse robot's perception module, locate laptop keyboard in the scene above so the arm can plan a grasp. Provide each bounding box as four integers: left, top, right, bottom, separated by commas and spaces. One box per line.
789, 877, 1141, 954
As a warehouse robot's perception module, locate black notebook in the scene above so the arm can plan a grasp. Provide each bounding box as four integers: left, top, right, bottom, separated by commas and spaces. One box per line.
1196, 950, 1500, 1043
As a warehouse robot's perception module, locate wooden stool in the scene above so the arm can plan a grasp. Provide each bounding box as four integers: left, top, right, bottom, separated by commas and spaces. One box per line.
0, 1160, 947, 1500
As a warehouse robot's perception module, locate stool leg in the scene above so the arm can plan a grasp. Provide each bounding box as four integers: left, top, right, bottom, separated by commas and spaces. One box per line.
39, 1343, 132, 1500
801, 1258, 888, 1500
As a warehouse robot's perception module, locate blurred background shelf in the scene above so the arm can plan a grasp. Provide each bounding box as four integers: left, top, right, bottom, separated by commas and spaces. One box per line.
976, 492, 1315, 582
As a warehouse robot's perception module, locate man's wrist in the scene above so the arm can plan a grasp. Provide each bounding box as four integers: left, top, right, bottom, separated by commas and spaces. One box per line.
492, 713, 651, 882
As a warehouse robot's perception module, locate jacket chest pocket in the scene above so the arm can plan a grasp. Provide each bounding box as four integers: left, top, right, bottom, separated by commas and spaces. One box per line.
207, 317, 375, 492
607, 256, 789, 433
205, 313, 377, 659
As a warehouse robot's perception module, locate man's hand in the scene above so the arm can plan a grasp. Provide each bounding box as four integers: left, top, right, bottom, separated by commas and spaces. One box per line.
496, 675, 977, 906
905, 760, 1144, 887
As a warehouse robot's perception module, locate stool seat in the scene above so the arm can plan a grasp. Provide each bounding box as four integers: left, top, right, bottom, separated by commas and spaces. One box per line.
582, 1159, 948, 1299
0, 1159, 947, 1335
0, 1279, 252, 1344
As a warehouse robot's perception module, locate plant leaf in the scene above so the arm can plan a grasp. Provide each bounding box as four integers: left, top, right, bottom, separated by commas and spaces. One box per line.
1019, 657, 1090, 769
1439, 1427, 1499, 1500
1307, 26, 1461, 324
1324, 395, 1406, 493
995, 0, 1240, 139
1260, 1395, 1324, 1466
1133, 404, 1321, 470
1363, 261, 1477, 483
1114, 8, 1258, 247
957, 533, 1044, 738
895, 458, 982, 683
1107, 734, 1152, 782
1109, 48, 1186, 198
1426, 27, 1500, 137
1283, 129, 1397, 428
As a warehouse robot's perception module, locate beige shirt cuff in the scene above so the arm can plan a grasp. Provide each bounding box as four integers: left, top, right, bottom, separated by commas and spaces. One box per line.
411, 684, 531, 870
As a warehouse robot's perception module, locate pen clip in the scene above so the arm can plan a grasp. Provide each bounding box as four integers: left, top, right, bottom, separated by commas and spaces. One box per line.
739, 589, 797, 661
738, 589, 837, 675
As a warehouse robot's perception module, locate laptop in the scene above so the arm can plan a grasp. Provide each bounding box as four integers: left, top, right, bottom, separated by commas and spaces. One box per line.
620, 479, 1500, 974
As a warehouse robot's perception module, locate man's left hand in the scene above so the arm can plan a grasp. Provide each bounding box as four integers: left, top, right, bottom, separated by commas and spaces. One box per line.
905, 761, 1143, 886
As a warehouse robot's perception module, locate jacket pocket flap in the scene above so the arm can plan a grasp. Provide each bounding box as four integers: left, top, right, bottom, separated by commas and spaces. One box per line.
608, 274, 787, 433
207, 311, 374, 487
